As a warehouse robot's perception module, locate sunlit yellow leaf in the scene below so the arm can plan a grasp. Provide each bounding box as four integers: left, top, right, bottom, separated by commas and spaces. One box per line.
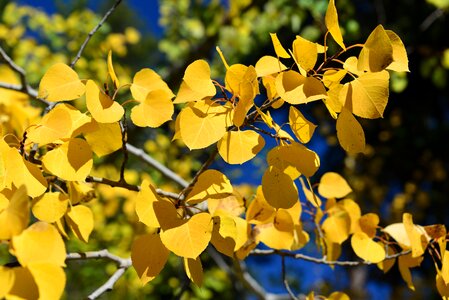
289, 106, 317, 143
377, 244, 396, 273
322, 205, 350, 244
84, 121, 122, 157
0, 266, 14, 298
269, 33, 290, 58
267, 143, 320, 178
184, 257, 203, 286
107, 50, 120, 89
385, 30, 409, 72
136, 180, 166, 228
436, 273, 449, 299
0, 186, 29, 240
160, 212, 213, 259
28, 263, 66, 300
217, 130, 265, 165
12, 221, 66, 267
210, 214, 237, 257
292, 36, 318, 72
58, 103, 92, 138
131, 89, 174, 128
358, 25, 393, 72
131, 233, 169, 284
323, 69, 347, 88
336, 107, 365, 154
27, 107, 72, 145
86, 80, 124, 123
207, 189, 245, 217
384, 223, 412, 249
32, 192, 69, 223
255, 56, 287, 77
38, 63, 85, 102
358, 213, 379, 238
186, 169, 233, 205
66, 205, 94, 243
398, 253, 423, 291
262, 166, 298, 209
441, 250, 449, 284
291, 224, 309, 250
42, 138, 92, 181
246, 186, 276, 224
403, 213, 427, 257
7, 267, 38, 300
318, 172, 352, 199
130, 68, 174, 101
325, 0, 345, 49
67, 181, 95, 205
328, 291, 350, 300
275, 70, 327, 105
256, 210, 295, 250
351, 232, 385, 263
174, 60, 216, 103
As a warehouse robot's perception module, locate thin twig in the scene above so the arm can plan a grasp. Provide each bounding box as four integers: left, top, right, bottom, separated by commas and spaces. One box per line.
420, 8, 444, 32
281, 256, 299, 300
88, 267, 128, 299
119, 115, 129, 182
70, 0, 123, 68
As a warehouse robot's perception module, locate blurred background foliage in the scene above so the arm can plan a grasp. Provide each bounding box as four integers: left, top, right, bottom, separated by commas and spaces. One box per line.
0, 0, 448, 299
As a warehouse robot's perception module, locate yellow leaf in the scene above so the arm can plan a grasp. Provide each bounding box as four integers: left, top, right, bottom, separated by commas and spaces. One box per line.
323, 69, 347, 88
328, 291, 350, 300
292, 36, 318, 72
179, 101, 230, 150
42, 138, 93, 181
318, 172, 352, 199
130, 68, 174, 101
0, 186, 29, 240
325, 0, 346, 49
66, 205, 94, 243
291, 224, 309, 250
0, 266, 14, 298
67, 181, 95, 205
269, 33, 291, 58
246, 186, 276, 224
275, 70, 327, 105
289, 106, 317, 143
58, 103, 92, 138
358, 213, 379, 238
436, 273, 449, 299
322, 206, 351, 244
84, 121, 122, 157
207, 189, 245, 217
7, 267, 39, 300
441, 250, 449, 284
27, 107, 72, 145
107, 50, 120, 89
184, 257, 203, 286
403, 213, 427, 257
225, 64, 259, 102
267, 143, 320, 178
385, 30, 410, 72
186, 169, 233, 205
131, 233, 169, 284
383, 223, 412, 249
38, 63, 85, 102
262, 166, 299, 209
256, 210, 295, 250
255, 56, 287, 77
160, 212, 213, 259
217, 130, 265, 165
358, 25, 393, 72
351, 232, 385, 263
136, 180, 164, 228
86, 80, 124, 123
377, 245, 396, 273
28, 263, 66, 300
174, 60, 216, 103
336, 107, 365, 154
131, 89, 174, 128
398, 253, 423, 291
12, 221, 66, 267
210, 214, 237, 257
32, 192, 69, 223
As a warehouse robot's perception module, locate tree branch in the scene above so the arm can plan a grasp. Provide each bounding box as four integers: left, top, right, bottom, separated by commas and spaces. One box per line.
70, 0, 123, 68
281, 256, 298, 300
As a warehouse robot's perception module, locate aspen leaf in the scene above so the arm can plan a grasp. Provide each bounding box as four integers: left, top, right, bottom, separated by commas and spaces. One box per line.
358, 25, 393, 72
289, 106, 317, 143
377, 244, 396, 273
7, 267, 39, 300
383, 223, 412, 249
436, 273, 449, 299
0, 186, 29, 240
131, 233, 169, 284
225, 64, 259, 102
136, 181, 166, 228
291, 224, 310, 250
403, 213, 427, 257
324, 83, 344, 118
385, 30, 409, 72
266, 145, 301, 179
275, 70, 327, 105
232, 216, 250, 251
0, 266, 14, 297
186, 169, 233, 205
66, 205, 94, 243
217, 130, 265, 165
325, 0, 345, 49
398, 253, 423, 291
328, 292, 350, 300
28, 263, 66, 300
207, 189, 245, 217
318, 172, 352, 198
59, 103, 93, 138
343, 56, 362, 75
262, 165, 299, 209
336, 107, 365, 154
131, 89, 174, 127
67, 181, 95, 205
160, 212, 213, 259
322, 206, 351, 244
351, 232, 385, 263
86, 80, 124, 123
323, 69, 347, 88
269, 33, 291, 58
292, 36, 318, 72
268, 143, 320, 178
246, 186, 275, 224
174, 60, 216, 103
32, 192, 69, 223
107, 50, 120, 88
255, 56, 287, 77
440, 250, 449, 284
27, 107, 72, 145
256, 210, 295, 250
324, 237, 342, 262
184, 257, 203, 286
84, 121, 122, 157
153, 199, 180, 230
38, 63, 85, 101
340, 70, 389, 119
335, 199, 361, 233
130, 68, 174, 101
358, 213, 379, 238
179, 101, 229, 150
210, 214, 237, 257
12, 222, 66, 267
42, 138, 93, 181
